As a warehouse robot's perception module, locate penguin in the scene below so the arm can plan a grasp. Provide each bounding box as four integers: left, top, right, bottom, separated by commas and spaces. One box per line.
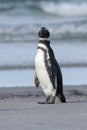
34, 27, 66, 104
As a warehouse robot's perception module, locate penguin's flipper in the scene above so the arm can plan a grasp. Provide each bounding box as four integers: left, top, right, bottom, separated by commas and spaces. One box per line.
34, 72, 40, 87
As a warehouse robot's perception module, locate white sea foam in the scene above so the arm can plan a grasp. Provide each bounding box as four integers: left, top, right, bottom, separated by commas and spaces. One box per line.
53, 24, 87, 34
41, 2, 87, 17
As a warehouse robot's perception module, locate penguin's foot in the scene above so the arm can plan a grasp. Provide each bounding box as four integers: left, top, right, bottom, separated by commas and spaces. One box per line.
38, 96, 55, 104
57, 94, 66, 103
49, 96, 55, 104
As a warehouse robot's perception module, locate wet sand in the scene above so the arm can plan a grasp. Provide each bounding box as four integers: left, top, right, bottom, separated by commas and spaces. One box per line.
0, 85, 87, 130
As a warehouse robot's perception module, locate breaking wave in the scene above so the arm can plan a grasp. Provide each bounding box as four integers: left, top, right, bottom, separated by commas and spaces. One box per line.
0, 0, 87, 42
41, 2, 87, 17
1, 21, 87, 42
0, 0, 87, 17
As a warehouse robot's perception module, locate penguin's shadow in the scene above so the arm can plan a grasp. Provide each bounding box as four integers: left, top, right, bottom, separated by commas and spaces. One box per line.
65, 89, 87, 103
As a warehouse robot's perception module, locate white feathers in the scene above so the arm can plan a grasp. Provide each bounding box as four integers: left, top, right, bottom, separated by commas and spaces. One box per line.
39, 38, 50, 41
35, 43, 56, 97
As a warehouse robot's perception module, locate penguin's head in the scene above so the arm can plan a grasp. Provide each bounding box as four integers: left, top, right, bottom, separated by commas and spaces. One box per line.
38, 27, 50, 39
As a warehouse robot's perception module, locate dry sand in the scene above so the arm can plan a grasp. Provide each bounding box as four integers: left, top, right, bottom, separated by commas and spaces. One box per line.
0, 85, 87, 130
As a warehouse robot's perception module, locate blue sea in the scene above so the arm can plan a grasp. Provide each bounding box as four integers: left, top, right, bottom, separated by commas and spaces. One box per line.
0, 0, 87, 87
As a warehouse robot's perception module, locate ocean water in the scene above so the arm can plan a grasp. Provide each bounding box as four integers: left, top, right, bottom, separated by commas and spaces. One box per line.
0, 0, 87, 87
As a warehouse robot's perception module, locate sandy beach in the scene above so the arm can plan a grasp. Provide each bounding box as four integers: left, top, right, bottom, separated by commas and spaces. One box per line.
0, 85, 87, 130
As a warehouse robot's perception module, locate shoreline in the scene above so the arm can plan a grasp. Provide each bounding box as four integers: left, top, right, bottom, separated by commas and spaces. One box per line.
0, 85, 87, 102
0, 85, 87, 130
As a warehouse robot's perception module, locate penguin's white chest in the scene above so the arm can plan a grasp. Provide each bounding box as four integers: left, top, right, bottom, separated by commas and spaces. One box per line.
35, 48, 55, 96
35, 50, 49, 85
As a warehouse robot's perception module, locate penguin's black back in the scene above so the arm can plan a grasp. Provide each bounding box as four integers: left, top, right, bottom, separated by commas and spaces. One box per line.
48, 45, 63, 95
